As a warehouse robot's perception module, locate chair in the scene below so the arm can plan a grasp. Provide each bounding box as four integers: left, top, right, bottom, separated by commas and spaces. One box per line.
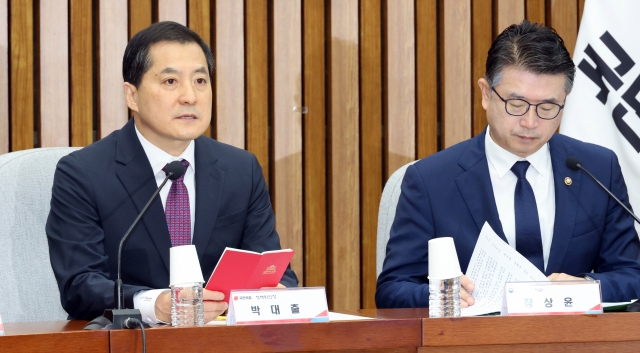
376, 161, 417, 277
0, 147, 81, 322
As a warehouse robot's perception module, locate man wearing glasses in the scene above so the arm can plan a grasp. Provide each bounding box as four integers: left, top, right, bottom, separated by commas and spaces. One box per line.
376, 20, 640, 309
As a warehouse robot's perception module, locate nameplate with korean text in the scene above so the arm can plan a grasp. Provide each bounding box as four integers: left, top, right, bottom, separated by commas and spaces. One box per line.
227, 287, 329, 325
502, 280, 602, 316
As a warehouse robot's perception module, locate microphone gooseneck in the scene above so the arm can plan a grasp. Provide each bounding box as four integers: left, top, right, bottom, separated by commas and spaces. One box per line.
564, 156, 640, 225
115, 160, 186, 309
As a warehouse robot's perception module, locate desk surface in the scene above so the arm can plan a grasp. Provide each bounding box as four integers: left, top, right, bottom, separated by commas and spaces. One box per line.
3, 310, 640, 353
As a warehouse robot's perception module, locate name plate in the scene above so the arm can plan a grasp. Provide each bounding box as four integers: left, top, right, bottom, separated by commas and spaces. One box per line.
502, 280, 602, 316
227, 287, 329, 325
0, 314, 4, 335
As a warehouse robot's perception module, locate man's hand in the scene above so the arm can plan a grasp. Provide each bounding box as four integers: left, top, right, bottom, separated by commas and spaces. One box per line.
261, 283, 286, 289
155, 288, 229, 323
548, 273, 585, 281
460, 275, 475, 308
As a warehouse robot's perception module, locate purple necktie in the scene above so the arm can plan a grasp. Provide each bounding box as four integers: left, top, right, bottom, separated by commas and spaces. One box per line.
165, 159, 191, 247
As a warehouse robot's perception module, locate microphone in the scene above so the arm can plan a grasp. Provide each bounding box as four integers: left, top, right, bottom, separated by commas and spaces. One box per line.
565, 156, 640, 224
85, 160, 186, 330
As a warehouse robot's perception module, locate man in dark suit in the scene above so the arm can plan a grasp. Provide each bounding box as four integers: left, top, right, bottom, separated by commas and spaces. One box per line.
376, 20, 640, 308
47, 21, 297, 323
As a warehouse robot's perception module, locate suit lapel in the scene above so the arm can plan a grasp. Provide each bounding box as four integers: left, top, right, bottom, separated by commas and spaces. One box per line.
192, 138, 225, 260
545, 135, 581, 275
455, 130, 508, 243
115, 119, 172, 272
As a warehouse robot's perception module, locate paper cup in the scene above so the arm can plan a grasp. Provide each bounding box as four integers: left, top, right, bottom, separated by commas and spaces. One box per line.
428, 237, 463, 280
169, 245, 205, 286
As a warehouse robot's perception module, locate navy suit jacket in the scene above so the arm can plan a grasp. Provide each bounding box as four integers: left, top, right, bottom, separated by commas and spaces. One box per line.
376, 130, 640, 308
47, 119, 298, 320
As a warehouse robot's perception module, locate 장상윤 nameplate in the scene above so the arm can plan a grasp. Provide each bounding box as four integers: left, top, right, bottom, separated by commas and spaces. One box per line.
227, 287, 329, 325
502, 280, 602, 316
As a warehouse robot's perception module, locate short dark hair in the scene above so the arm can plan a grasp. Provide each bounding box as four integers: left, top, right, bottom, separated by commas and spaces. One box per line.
122, 21, 214, 87
485, 20, 576, 93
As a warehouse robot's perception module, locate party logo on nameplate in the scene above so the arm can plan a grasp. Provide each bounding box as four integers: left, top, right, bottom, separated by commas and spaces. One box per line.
502, 280, 602, 316
227, 287, 329, 325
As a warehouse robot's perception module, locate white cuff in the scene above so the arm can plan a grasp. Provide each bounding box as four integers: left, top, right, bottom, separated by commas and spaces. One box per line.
133, 289, 170, 324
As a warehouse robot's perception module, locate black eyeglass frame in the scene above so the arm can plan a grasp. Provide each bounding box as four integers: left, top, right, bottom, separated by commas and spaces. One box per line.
491, 87, 565, 120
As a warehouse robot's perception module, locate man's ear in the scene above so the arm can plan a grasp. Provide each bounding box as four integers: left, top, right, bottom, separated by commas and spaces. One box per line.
123, 82, 139, 112
478, 78, 491, 110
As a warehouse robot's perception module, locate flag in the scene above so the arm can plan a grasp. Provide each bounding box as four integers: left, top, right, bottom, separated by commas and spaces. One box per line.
560, 0, 640, 234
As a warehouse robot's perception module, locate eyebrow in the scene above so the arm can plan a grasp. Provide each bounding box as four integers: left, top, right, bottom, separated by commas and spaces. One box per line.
159, 66, 209, 75
507, 93, 560, 104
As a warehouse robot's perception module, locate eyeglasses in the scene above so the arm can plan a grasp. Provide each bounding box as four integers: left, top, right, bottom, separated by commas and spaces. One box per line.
491, 87, 564, 120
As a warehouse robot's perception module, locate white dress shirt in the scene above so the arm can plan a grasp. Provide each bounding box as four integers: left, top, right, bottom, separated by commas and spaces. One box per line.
485, 126, 556, 271
132, 124, 197, 324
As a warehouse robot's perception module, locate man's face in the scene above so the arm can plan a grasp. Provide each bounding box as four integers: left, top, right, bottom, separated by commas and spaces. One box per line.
124, 41, 212, 155
479, 66, 567, 158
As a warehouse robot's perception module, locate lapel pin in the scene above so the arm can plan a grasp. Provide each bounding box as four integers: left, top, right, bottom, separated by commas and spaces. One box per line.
564, 177, 572, 186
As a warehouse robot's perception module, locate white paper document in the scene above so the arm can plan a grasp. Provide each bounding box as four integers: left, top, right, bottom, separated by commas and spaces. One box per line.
461, 222, 549, 316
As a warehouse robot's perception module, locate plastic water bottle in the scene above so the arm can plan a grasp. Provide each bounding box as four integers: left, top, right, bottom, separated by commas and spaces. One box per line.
429, 277, 461, 318
171, 282, 205, 327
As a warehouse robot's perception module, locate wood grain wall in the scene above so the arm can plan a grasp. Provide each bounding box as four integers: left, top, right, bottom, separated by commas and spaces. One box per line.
0, 0, 585, 310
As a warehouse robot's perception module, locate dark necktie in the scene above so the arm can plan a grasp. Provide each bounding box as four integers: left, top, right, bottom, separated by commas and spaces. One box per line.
511, 161, 544, 273
165, 159, 191, 247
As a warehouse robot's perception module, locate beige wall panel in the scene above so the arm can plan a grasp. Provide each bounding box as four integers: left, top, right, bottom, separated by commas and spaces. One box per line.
303, 0, 327, 289
386, 0, 416, 178
215, 0, 244, 148
442, 0, 471, 147
99, 0, 129, 138
0, 0, 7, 154
158, 0, 187, 25
496, 0, 525, 34
40, 0, 69, 147
549, 0, 578, 57
273, 0, 303, 285
329, 0, 360, 311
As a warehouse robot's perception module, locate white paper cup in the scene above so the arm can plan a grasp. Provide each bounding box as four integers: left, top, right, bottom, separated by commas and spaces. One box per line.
428, 237, 463, 280
169, 245, 205, 286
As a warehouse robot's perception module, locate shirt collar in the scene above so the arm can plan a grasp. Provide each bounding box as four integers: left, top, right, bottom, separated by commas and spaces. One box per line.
484, 125, 551, 178
134, 123, 195, 176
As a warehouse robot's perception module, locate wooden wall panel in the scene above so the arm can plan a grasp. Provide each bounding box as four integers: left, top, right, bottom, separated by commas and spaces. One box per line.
0, 0, 8, 154
495, 0, 524, 34
385, 0, 416, 177
70, 0, 94, 147
329, 0, 360, 311
360, 0, 383, 309
158, 0, 187, 25
10, 0, 34, 151
303, 0, 327, 289
525, 0, 545, 25
272, 0, 303, 284
99, 0, 129, 138
245, 0, 269, 183
39, 0, 69, 147
187, 0, 212, 138
416, 0, 438, 157
129, 0, 152, 39
548, 0, 578, 56
442, 0, 471, 147
472, 0, 492, 136
214, 0, 244, 148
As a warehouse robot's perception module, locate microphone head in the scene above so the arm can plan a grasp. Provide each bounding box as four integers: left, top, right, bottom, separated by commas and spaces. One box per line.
165, 160, 186, 180
565, 156, 582, 171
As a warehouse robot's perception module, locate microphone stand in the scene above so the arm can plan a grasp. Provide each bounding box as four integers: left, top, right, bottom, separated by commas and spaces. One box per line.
85, 161, 184, 329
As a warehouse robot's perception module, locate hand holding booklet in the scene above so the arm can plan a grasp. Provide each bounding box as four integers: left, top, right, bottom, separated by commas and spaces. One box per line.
205, 248, 294, 302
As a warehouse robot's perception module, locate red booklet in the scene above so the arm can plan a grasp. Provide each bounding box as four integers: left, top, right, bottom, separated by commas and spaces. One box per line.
205, 247, 294, 302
